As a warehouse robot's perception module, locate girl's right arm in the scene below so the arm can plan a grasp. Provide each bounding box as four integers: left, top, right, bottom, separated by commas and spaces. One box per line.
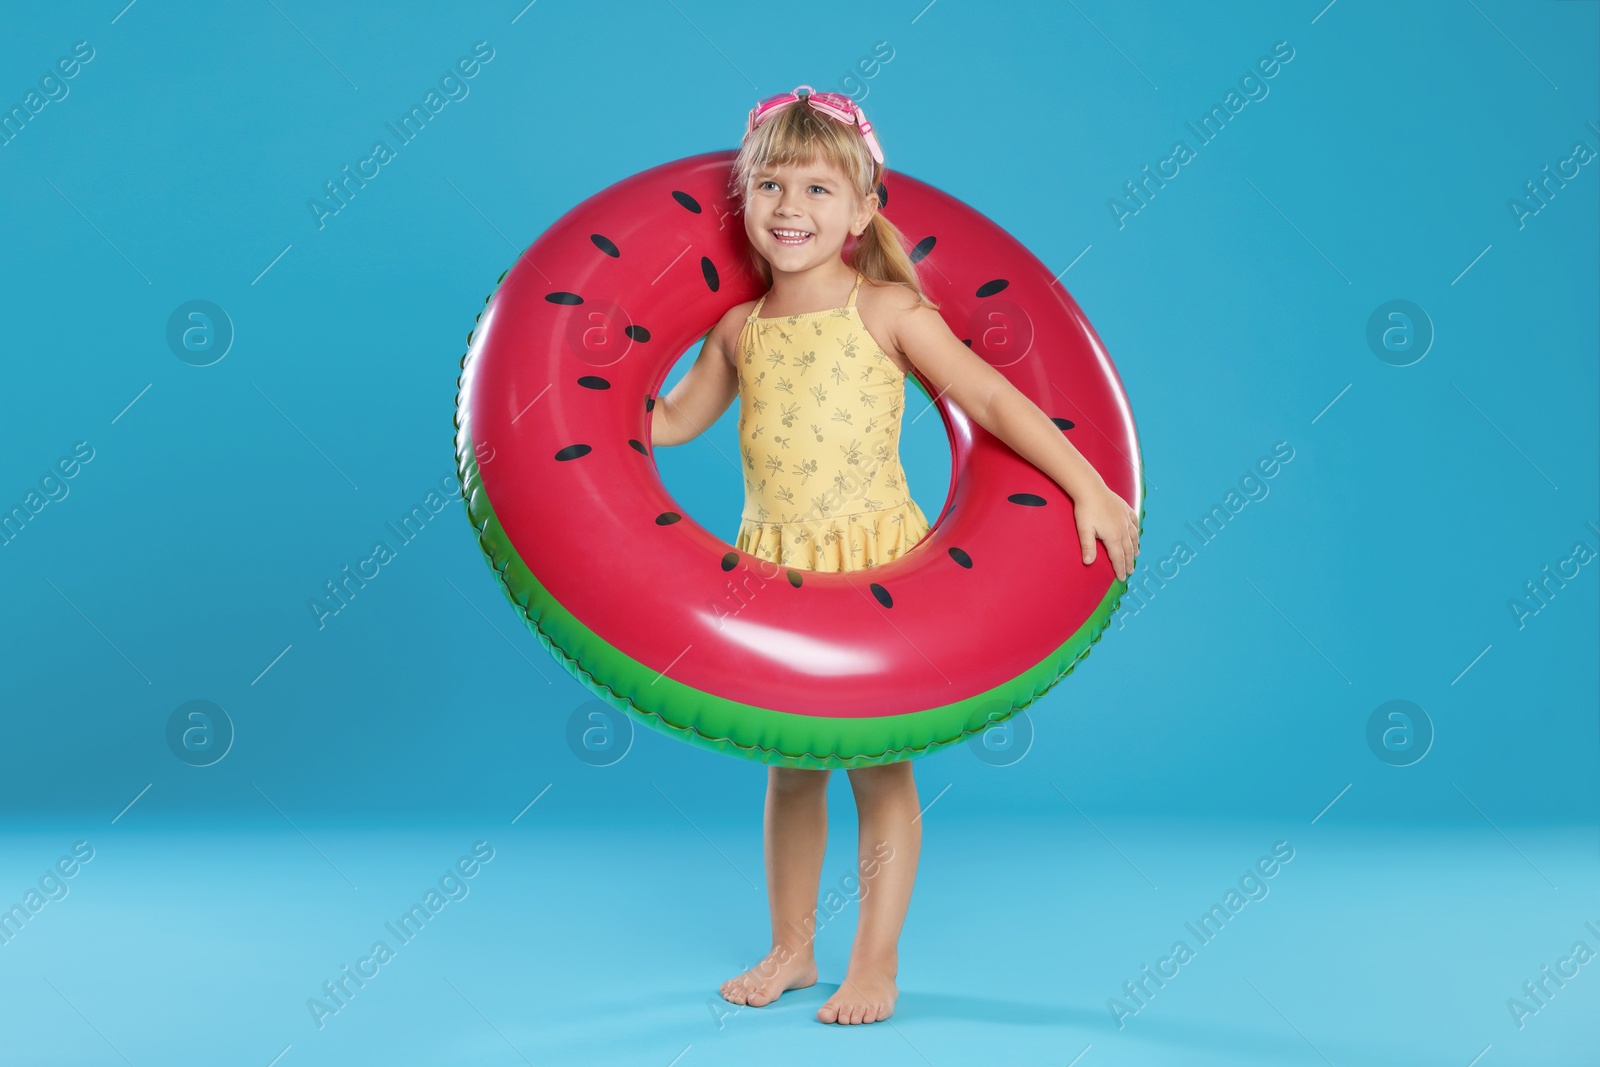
650, 305, 746, 447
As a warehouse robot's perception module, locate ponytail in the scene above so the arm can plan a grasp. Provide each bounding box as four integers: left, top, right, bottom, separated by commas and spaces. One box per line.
850, 205, 939, 312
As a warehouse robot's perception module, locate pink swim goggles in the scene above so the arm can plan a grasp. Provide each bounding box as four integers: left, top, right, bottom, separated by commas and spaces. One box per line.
745, 85, 885, 165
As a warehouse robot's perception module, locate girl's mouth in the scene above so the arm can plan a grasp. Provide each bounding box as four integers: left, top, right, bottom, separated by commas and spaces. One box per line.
771, 228, 813, 246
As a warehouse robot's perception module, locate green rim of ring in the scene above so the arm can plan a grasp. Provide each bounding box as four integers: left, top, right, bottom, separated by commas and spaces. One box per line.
453, 269, 1148, 769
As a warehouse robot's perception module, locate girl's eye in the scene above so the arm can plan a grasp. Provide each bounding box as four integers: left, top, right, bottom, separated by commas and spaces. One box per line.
809, 185, 828, 194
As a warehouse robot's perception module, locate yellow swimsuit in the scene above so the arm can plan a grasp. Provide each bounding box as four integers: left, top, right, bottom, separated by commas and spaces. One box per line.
733, 271, 931, 572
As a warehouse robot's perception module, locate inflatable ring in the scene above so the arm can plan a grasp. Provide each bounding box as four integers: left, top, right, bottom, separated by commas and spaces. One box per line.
454, 151, 1145, 769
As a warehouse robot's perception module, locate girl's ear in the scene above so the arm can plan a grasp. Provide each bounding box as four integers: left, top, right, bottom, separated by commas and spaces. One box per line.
853, 192, 880, 236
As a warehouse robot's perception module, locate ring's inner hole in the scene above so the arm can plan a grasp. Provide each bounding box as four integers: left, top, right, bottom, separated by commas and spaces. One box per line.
652, 334, 951, 546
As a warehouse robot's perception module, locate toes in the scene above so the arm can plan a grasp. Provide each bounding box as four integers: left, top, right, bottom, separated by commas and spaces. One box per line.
816, 1003, 837, 1024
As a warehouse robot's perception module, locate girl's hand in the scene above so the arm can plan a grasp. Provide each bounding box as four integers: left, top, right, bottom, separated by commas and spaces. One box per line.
1075, 483, 1141, 583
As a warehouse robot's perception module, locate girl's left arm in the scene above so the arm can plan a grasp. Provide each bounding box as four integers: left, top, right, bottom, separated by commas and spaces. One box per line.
893, 300, 1141, 581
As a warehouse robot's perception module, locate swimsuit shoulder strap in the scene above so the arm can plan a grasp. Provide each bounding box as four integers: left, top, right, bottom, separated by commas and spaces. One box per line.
749, 292, 768, 320
846, 271, 863, 308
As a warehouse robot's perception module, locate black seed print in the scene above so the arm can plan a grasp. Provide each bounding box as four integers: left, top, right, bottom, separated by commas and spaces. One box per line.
672, 190, 702, 213
591, 234, 620, 257
625, 324, 651, 342
1008, 493, 1047, 507
721, 552, 739, 571
786, 569, 803, 588
577, 376, 610, 389
1051, 417, 1075, 431
554, 444, 591, 461
976, 279, 1009, 298
909, 235, 935, 263
948, 546, 973, 568
628, 439, 648, 454
656, 512, 682, 525
869, 582, 893, 608
876, 181, 889, 208
546, 292, 583, 305
645, 396, 656, 412
701, 256, 720, 292
961, 339, 973, 347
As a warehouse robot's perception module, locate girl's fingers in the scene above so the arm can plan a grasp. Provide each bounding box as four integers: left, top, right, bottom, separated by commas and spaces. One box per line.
1104, 533, 1124, 580
1093, 506, 1142, 579
1079, 524, 1097, 564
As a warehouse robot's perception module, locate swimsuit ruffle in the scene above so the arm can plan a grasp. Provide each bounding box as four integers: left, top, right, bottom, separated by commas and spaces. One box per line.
735, 499, 931, 573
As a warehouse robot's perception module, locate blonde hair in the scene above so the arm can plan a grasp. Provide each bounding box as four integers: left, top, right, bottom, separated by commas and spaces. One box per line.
730, 99, 939, 312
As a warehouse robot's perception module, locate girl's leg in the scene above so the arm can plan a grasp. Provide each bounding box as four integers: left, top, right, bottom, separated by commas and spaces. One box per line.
818, 760, 921, 1025
719, 766, 829, 1007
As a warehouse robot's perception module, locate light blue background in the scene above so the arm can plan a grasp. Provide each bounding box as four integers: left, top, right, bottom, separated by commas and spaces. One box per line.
1, 2, 1595, 1064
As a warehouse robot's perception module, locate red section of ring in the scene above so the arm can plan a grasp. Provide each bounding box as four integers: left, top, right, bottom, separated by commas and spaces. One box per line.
468, 152, 1142, 718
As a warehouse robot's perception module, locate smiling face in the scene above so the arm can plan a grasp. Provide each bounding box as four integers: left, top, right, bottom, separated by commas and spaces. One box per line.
744, 156, 877, 272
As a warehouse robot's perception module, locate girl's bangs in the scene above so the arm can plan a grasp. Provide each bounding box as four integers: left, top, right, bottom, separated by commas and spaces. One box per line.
738, 109, 873, 195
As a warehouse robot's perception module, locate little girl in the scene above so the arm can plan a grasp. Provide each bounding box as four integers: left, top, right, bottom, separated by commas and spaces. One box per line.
650, 86, 1141, 1025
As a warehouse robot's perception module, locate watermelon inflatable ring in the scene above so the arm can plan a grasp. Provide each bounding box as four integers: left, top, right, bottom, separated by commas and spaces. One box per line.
453, 151, 1144, 769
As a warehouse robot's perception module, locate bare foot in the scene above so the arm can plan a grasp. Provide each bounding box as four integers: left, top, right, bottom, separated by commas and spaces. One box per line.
816, 962, 898, 1024
720, 946, 818, 1008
